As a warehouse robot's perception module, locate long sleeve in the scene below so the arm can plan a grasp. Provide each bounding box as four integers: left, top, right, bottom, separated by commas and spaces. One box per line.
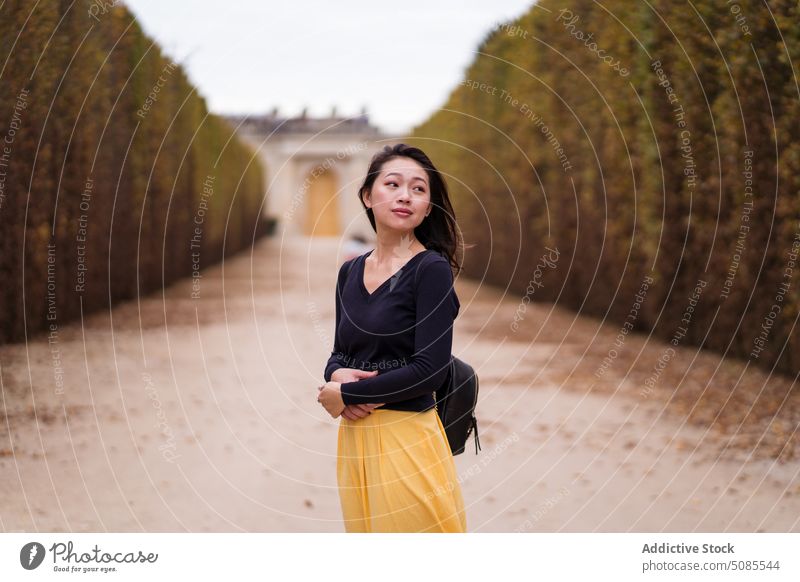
323, 258, 352, 382
339, 257, 459, 405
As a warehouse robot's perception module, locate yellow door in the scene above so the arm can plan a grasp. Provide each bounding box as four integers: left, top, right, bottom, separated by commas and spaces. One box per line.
305, 166, 339, 236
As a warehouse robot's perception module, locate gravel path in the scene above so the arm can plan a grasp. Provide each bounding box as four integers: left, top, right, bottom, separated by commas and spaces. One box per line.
1, 235, 797, 532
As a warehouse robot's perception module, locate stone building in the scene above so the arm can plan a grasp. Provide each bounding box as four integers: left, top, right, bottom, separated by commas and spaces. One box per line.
223, 107, 403, 239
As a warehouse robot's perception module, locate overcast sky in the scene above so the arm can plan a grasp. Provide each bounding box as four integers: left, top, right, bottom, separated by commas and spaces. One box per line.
123, 0, 535, 134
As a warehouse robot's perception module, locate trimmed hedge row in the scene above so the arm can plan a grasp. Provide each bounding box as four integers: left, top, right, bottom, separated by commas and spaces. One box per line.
0, 1, 266, 342
410, 0, 799, 376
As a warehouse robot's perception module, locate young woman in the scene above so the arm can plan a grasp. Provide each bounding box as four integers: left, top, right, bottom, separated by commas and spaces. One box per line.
317, 143, 466, 533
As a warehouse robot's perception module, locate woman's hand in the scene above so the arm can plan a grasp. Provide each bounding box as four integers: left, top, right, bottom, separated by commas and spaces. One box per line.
341, 403, 384, 420
318, 381, 345, 418
331, 368, 378, 384
319, 369, 385, 420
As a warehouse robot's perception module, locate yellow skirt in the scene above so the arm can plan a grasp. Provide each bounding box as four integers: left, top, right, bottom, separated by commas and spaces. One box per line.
337, 407, 467, 533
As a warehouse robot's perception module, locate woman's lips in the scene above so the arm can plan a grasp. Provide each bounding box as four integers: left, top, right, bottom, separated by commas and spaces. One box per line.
392, 209, 412, 216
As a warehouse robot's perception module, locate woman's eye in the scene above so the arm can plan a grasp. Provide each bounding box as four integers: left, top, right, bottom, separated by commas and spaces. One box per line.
385, 181, 424, 192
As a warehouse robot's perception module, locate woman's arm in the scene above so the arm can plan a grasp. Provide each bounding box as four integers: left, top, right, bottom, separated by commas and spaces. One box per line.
338, 257, 460, 405
323, 258, 354, 382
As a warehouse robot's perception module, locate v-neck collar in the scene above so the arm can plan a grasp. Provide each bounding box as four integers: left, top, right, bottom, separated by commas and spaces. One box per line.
358, 248, 431, 300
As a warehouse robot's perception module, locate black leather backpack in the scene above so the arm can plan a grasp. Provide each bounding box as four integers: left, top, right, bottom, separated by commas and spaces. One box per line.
435, 356, 481, 456
342, 254, 481, 456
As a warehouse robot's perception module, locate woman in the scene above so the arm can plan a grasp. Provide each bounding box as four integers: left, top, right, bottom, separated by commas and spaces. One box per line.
317, 143, 466, 533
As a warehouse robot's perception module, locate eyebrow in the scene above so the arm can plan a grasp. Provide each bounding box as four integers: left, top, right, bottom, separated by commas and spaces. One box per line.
384, 172, 428, 185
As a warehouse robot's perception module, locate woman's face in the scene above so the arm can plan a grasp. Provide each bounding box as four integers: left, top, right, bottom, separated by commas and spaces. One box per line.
364, 157, 432, 234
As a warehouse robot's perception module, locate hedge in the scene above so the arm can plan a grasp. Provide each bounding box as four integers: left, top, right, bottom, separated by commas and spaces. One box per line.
0, 0, 267, 342
410, 0, 799, 377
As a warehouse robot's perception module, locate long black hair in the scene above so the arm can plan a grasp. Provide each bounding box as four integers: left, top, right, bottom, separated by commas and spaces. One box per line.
357, 143, 462, 276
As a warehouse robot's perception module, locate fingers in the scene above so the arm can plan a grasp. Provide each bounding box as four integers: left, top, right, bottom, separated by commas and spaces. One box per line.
339, 405, 373, 420
336, 405, 387, 420
353, 369, 380, 378
349, 405, 371, 418
348, 407, 369, 419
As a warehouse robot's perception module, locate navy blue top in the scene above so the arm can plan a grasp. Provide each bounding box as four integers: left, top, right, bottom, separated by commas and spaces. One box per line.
323, 248, 460, 412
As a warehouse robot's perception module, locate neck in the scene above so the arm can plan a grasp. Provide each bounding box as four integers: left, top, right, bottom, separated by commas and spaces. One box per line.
371, 231, 425, 265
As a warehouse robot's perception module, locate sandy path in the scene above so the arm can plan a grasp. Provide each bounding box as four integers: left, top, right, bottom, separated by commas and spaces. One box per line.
0, 235, 797, 532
